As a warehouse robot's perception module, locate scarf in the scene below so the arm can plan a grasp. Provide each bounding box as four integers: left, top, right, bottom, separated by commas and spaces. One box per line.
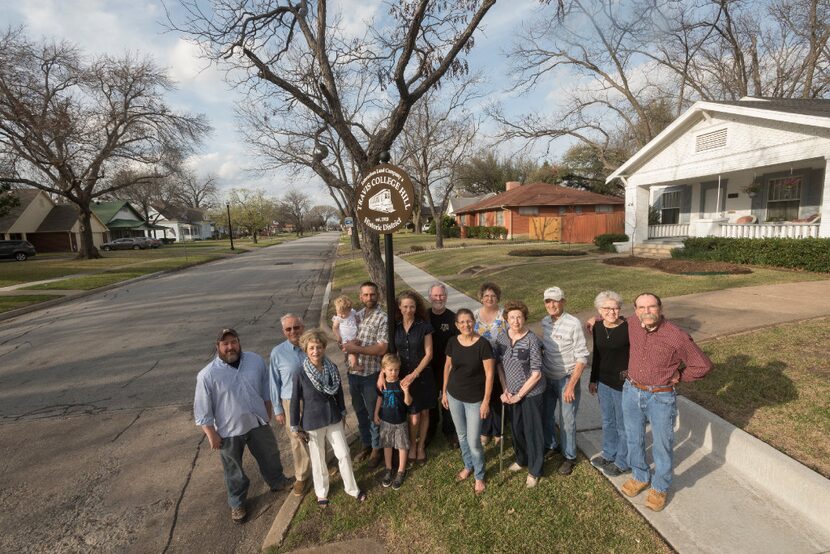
302, 356, 341, 396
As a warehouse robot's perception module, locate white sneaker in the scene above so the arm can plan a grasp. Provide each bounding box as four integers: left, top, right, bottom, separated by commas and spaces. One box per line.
526, 475, 539, 488
508, 462, 522, 472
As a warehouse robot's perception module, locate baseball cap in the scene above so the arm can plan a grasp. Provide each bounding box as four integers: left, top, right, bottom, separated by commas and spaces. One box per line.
216, 327, 239, 342
543, 287, 565, 301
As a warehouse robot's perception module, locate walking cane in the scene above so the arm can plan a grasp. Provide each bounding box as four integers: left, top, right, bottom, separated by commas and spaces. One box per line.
499, 403, 506, 473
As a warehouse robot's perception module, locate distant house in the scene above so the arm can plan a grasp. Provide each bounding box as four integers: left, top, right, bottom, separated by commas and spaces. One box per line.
92, 201, 160, 240
0, 189, 108, 252
608, 97, 830, 254
150, 206, 213, 241
447, 192, 496, 217
454, 182, 624, 241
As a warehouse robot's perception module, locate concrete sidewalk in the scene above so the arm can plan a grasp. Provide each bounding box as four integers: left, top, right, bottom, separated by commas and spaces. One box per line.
393, 255, 830, 554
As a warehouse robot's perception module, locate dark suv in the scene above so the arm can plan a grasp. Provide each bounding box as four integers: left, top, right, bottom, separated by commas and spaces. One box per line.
0, 240, 37, 261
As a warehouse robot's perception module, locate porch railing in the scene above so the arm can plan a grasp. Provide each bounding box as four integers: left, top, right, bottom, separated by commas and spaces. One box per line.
720, 223, 821, 239
648, 223, 690, 238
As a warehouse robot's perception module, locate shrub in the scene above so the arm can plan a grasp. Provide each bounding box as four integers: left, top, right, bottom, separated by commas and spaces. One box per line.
427, 215, 460, 237
593, 233, 629, 252
674, 237, 830, 273
465, 225, 508, 239
409, 245, 425, 252
508, 248, 586, 257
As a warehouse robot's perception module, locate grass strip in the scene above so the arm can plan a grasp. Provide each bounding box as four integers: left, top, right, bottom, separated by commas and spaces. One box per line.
684, 319, 830, 478
0, 295, 58, 313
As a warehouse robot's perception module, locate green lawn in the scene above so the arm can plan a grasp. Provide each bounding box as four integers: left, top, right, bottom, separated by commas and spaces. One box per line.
684, 319, 830, 478
0, 295, 58, 313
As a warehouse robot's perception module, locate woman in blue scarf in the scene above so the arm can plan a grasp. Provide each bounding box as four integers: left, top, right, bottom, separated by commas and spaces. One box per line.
291, 329, 366, 506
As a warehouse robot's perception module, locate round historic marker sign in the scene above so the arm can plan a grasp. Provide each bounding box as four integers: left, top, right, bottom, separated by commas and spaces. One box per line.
355, 164, 414, 233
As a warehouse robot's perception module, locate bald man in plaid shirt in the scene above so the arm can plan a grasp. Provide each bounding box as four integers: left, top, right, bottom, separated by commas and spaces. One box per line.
620, 292, 712, 512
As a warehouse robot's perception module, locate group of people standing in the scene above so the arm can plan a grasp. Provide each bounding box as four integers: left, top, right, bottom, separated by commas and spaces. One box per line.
194, 279, 712, 523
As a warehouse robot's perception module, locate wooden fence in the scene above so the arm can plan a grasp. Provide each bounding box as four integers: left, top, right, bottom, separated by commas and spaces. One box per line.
560, 212, 625, 243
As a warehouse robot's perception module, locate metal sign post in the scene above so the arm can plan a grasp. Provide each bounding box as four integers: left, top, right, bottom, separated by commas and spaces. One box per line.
355, 161, 415, 353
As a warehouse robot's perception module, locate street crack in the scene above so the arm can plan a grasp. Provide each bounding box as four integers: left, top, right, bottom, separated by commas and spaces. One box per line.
111, 409, 144, 443
120, 360, 159, 389
162, 434, 205, 554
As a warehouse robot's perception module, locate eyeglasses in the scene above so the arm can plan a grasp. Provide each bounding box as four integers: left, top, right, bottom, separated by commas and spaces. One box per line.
599, 307, 620, 312
284, 325, 303, 331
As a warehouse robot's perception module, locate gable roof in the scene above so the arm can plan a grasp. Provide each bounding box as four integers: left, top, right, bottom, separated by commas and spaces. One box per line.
91, 200, 145, 224
36, 204, 80, 232
607, 97, 830, 183
156, 205, 207, 223
454, 183, 623, 214
0, 189, 42, 232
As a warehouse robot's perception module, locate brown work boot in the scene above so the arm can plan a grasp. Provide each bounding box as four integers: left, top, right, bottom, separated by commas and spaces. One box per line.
645, 489, 667, 511
367, 448, 383, 469
353, 446, 372, 463
230, 505, 246, 524
292, 480, 307, 497
621, 478, 650, 497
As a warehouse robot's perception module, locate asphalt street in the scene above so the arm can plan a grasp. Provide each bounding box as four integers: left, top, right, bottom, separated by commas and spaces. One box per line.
0, 232, 339, 553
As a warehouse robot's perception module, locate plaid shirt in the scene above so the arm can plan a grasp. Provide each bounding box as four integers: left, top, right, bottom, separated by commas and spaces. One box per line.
352, 306, 388, 376
627, 318, 712, 386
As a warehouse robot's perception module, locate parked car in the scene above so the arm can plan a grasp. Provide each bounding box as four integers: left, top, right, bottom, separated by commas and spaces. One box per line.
100, 237, 149, 251
0, 240, 37, 261
144, 237, 161, 248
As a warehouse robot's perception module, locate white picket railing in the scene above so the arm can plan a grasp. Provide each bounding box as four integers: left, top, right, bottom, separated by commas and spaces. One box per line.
720, 223, 821, 239
648, 224, 690, 238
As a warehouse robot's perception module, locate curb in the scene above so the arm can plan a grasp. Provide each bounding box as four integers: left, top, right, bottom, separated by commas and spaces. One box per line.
0, 250, 253, 324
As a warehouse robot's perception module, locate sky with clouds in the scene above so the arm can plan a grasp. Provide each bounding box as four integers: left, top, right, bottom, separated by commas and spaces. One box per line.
0, 0, 573, 206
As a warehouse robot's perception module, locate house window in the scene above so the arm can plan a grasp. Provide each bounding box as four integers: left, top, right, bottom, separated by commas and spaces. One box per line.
695, 128, 727, 153
661, 191, 681, 224
518, 207, 539, 216
478, 213, 486, 226
574, 206, 583, 214
595, 205, 613, 213
766, 176, 802, 221
559, 207, 566, 215
495, 211, 504, 226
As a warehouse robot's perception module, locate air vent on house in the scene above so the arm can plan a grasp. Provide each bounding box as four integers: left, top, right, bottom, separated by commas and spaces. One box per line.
695, 128, 727, 152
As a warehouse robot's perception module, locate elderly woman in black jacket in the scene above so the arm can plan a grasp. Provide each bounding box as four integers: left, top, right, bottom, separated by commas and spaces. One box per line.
291, 329, 366, 506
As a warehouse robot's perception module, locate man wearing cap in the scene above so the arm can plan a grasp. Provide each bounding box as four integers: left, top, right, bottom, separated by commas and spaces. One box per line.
540, 286, 589, 476
620, 293, 712, 512
195, 328, 291, 524
269, 314, 312, 497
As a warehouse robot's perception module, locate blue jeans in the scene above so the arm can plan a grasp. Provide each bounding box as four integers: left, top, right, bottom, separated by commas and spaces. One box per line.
598, 382, 628, 470
348, 372, 380, 449
447, 392, 486, 481
218, 424, 288, 508
622, 381, 677, 492
542, 374, 580, 460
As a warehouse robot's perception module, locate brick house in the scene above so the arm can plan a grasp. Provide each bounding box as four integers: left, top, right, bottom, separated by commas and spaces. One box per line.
454, 182, 624, 241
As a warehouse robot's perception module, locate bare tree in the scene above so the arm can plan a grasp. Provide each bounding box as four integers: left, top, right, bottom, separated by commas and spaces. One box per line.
173, 173, 219, 208
279, 188, 311, 236
306, 203, 338, 230
398, 84, 480, 247
0, 28, 210, 258
0, 183, 19, 217
169, 0, 496, 294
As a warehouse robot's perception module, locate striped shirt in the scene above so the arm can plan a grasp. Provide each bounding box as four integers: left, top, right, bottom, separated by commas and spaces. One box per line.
627, 318, 713, 386
495, 330, 545, 397
541, 313, 589, 379
351, 306, 388, 376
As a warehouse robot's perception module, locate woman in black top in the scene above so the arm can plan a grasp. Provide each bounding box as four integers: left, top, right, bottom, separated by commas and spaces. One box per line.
393, 290, 435, 465
291, 329, 366, 505
588, 291, 631, 477
441, 308, 494, 495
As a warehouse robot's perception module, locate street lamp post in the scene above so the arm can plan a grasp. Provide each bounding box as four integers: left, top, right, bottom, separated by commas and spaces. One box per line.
226, 202, 235, 250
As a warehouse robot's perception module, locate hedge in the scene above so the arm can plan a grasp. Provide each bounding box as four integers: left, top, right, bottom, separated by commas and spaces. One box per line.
427, 215, 461, 238
465, 225, 508, 239
672, 237, 830, 273
508, 248, 586, 257
593, 233, 629, 252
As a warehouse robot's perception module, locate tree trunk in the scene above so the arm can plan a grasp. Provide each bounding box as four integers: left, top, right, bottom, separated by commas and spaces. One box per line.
77, 208, 101, 259
435, 221, 444, 249
349, 206, 361, 249
358, 221, 387, 299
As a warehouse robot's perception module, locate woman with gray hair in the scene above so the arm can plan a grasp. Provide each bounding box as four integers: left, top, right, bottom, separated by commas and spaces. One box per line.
588, 291, 631, 477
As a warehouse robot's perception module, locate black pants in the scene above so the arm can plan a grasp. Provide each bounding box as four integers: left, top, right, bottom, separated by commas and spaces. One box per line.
510, 394, 545, 478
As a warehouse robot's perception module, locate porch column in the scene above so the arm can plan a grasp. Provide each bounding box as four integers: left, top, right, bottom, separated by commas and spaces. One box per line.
819, 157, 830, 239
625, 185, 650, 245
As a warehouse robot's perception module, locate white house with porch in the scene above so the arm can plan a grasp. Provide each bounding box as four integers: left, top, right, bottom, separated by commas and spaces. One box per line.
607, 97, 830, 256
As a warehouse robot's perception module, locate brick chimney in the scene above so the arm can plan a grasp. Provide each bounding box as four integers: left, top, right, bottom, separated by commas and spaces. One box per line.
505, 181, 521, 191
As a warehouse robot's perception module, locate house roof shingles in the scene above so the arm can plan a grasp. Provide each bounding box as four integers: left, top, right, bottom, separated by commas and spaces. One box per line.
36, 204, 80, 232
157, 205, 206, 223
0, 189, 40, 233
454, 183, 623, 215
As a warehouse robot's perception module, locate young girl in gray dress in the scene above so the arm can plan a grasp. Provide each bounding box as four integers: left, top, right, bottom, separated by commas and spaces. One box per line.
374, 354, 413, 490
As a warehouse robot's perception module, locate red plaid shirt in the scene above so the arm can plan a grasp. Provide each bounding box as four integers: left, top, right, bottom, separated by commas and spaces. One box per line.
627, 318, 712, 386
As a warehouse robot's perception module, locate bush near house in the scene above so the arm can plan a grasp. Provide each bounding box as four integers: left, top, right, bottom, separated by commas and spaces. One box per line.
508, 248, 587, 257
594, 233, 629, 252
674, 237, 830, 273
465, 225, 508, 239
427, 215, 460, 237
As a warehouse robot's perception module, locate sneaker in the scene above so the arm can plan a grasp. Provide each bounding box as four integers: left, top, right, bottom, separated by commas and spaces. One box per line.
526, 475, 539, 488
558, 459, 576, 475
508, 462, 523, 472
621, 478, 650, 497
367, 449, 383, 470
292, 480, 307, 497
381, 469, 394, 488
230, 505, 246, 524
391, 470, 406, 490
493, 436, 502, 446
480, 435, 491, 446
605, 465, 631, 477
590, 455, 614, 470
270, 477, 291, 492
544, 447, 559, 460
354, 446, 372, 463
645, 489, 667, 511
